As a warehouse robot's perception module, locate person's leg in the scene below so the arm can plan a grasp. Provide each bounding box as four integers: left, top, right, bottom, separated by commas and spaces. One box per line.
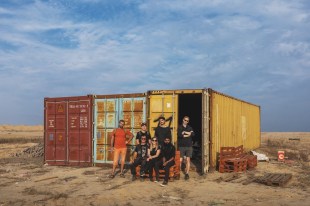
155, 159, 163, 180
111, 148, 120, 176
185, 147, 192, 179
120, 148, 127, 174
148, 159, 155, 180
140, 159, 147, 175
179, 147, 185, 172
164, 160, 175, 183
186, 156, 191, 174
130, 158, 140, 175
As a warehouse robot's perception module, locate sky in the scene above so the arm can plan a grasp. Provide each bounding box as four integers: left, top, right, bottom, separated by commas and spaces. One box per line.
0, 0, 309, 132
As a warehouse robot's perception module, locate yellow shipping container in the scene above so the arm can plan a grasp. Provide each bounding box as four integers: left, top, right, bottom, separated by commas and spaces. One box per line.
147, 89, 260, 173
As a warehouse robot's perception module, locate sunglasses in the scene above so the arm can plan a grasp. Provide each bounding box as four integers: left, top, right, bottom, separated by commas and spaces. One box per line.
183, 119, 189, 122
141, 138, 146, 140
152, 139, 157, 142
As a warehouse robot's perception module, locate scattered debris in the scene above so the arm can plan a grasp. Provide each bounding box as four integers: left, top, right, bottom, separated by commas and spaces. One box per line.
34, 176, 58, 182
12, 143, 44, 158
251, 151, 269, 162
254, 173, 292, 186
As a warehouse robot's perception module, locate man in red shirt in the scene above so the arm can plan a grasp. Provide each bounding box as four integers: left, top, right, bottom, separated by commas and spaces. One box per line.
109, 119, 133, 178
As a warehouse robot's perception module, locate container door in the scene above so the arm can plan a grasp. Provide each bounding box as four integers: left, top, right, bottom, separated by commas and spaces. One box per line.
45, 101, 56, 164
148, 92, 178, 145
94, 98, 118, 163
93, 97, 146, 164
68, 100, 92, 166
54, 102, 67, 165
202, 89, 210, 173
120, 97, 146, 162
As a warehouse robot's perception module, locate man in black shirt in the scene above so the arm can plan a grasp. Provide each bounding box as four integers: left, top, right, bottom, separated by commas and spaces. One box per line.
154, 116, 172, 146
135, 122, 151, 145
155, 137, 175, 186
130, 134, 149, 181
177, 116, 195, 180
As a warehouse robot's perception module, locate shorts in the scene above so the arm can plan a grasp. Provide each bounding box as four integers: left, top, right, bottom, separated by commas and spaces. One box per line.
179, 147, 192, 158
113, 148, 127, 165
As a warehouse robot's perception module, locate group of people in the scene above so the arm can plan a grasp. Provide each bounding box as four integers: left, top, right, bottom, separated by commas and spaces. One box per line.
109, 116, 195, 187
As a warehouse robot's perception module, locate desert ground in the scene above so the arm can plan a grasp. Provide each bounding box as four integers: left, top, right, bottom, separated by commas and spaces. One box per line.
0, 125, 309, 206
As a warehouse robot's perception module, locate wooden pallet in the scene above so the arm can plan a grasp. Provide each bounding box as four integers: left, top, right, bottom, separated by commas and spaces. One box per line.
254, 173, 292, 186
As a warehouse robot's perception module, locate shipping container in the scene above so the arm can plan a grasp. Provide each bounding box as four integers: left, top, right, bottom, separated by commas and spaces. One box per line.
92, 93, 147, 165
147, 89, 260, 173
44, 96, 93, 166
44, 89, 260, 173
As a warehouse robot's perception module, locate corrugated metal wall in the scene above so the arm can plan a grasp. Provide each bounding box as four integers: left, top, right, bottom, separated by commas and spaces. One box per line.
44, 96, 93, 166
148, 92, 178, 145
209, 90, 261, 167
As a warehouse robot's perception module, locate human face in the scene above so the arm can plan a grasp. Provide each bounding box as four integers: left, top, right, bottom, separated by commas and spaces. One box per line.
151, 138, 157, 144
141, 137, 147, 144
164, 138, 170, 144
119, 121, 124, 128
141, 125, 147, 131
159, 119, 165, 126
183, 118, 189, 124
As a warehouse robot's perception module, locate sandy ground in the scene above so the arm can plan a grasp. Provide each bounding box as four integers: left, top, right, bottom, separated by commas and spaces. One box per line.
0, 126, 309, 206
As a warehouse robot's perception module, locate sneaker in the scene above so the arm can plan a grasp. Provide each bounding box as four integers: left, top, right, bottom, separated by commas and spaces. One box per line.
132, 175, 137, 181
160, 181, 168, 187
140, 171, 145, 177
154, 177, 159, 183
185, 173, 189, 180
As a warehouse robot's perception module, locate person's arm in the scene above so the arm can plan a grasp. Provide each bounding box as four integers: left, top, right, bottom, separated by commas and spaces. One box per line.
177, 127, 183, 139
163, 147, 175, 166
135, 132, 140, 145
131, 151, 137, 163
111, 130, 115, 149
126, 130, 134, 144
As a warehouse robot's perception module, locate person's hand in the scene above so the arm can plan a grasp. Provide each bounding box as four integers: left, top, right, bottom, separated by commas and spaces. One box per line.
163, 161, 167, 167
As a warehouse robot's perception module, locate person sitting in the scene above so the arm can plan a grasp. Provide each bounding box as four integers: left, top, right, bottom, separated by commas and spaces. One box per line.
155, 137, 175, 186
146, 137, 161, 182
130, 134, 149, 181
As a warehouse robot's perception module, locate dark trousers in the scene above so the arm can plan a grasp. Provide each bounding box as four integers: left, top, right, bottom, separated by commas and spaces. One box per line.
155, 159, 175, 182
130, 157, 147, 175
147, 159, 158, 179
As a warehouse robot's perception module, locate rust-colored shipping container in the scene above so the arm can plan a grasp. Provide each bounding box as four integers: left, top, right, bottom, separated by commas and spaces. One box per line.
44, 96, 93, 166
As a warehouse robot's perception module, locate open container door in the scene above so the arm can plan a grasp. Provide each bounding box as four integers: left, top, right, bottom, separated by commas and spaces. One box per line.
201, 89, 210, 173
148, 91, 178, 145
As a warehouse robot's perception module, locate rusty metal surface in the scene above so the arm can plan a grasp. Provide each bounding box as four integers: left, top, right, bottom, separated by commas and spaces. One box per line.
44, 96, 93, 166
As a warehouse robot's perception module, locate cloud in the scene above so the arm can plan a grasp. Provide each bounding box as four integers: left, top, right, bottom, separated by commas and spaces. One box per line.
0, 0, 309, 130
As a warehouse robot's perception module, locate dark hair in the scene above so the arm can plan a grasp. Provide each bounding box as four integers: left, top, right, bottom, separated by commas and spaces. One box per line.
158, 116, 165, 120
119, 119, 125, 123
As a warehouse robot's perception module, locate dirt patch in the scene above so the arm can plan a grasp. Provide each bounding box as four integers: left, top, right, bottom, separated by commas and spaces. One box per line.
0, 128, 309, 206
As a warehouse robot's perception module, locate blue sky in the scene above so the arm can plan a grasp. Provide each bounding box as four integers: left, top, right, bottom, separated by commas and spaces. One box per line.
0, 0, 309, 131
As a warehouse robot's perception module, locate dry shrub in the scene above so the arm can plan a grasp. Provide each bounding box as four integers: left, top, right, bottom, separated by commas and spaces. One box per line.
0, 137, 43, 144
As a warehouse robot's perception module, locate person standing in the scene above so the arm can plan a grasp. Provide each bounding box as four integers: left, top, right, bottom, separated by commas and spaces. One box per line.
147, 137, 161, 182
135, 122, 151, 145
155, 137, 175, 187
177, 116, 195, 180
154, 116, 172, 146
130, 134, 149, 181
109, 119, 133, 178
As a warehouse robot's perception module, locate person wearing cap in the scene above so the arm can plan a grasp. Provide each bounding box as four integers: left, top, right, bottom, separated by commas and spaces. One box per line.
154, 116, 172, 146
136, 122, 151, 145
130, 134, 149, 181
177, 116, 195, 180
